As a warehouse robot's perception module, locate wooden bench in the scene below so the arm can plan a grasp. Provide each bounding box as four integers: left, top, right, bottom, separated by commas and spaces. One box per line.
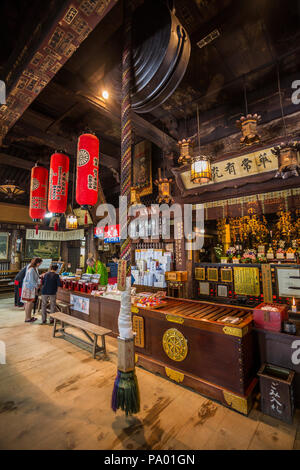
50, 312, 112, 359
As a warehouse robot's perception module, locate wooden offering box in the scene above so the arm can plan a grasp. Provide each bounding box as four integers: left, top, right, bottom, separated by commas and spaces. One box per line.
57, 288, 257, 414
133, 297, 257, 415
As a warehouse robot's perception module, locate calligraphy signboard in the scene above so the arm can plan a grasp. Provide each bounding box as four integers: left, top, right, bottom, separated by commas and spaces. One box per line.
178, 146, 282, 191
174, 218, 186, 271
117, 259, 127, 292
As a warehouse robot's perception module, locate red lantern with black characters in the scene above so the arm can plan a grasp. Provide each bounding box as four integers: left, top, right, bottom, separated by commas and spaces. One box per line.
76, 133, 99, 209
48, 152, 69, 229
29, 165, 48, 222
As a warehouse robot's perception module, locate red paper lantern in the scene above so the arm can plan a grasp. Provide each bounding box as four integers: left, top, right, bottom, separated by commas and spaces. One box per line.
76, 133, 99, 208
48, 152, 69, 216
29, 165, 48, 221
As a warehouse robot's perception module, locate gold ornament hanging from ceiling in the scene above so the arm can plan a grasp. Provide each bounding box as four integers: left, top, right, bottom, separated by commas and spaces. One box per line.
236, 114, 261, 146
272, 141, 300, 179
178, 138, 194, 165
155, 168, 174, 204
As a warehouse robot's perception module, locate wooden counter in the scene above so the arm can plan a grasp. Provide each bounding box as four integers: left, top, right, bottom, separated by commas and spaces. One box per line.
57, 287, 257, 414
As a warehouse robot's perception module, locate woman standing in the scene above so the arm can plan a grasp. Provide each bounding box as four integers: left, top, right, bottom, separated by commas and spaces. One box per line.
21, 257, 42, 323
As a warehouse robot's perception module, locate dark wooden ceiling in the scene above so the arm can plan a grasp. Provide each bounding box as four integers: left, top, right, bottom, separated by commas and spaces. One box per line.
1, 0, 300, 206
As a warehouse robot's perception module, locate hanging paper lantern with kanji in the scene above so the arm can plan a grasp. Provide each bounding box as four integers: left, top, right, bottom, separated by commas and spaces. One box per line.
29, 165, 48, 231
48, 152, 69, 229
76, 133, 99, 209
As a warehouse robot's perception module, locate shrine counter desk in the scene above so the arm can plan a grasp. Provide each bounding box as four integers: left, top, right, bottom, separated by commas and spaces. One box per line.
57, 287, 258, 415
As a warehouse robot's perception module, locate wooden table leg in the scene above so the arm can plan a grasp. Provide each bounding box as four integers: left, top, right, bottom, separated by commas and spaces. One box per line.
101, 335, 106, 355
93, 334, 98, 359
52, 319, 57, 338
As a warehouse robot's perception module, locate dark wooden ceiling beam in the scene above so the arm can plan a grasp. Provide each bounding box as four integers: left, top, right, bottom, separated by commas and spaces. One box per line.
10, 122, 120, 170
0, 0, 119, 143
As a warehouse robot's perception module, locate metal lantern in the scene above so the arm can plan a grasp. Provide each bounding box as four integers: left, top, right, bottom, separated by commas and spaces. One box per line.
178, 138, 194, 165
66, 214, 78, 230
155, 168, 174, 204
130, 187, 141, 206
76, 133, 99, 209
272, 141, 300, 179
190, 155, 212, 184
29, 165, 48, 222
236, 114, 261, 146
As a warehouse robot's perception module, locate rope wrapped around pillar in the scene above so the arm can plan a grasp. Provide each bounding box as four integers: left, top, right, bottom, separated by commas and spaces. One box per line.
111, 3, 140, 416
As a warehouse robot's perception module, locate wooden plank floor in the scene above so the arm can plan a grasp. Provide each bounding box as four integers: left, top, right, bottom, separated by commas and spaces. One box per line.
0, 296, 299, 450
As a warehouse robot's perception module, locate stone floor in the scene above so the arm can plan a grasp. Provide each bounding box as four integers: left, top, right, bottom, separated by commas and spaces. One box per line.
0, 295, 299, 450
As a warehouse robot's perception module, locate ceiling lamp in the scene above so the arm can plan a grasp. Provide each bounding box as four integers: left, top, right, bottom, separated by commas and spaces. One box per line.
190, 105, 212, 184
0, 180, 25, 198
272, 141, 300, 179
155, 168, 174, 204
271, 65, 300, 179
66, 213, 78, 230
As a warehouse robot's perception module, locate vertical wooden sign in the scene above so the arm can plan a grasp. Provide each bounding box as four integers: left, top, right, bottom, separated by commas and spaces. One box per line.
174, 218, 186, 271
261, 263, 273, 303
117, 260, 127, 291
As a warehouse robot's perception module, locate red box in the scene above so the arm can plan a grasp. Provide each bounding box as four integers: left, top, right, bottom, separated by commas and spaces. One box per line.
253, 303, 289, 332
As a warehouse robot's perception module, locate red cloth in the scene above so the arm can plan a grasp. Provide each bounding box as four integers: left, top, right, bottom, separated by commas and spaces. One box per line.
108, 277, 117, 285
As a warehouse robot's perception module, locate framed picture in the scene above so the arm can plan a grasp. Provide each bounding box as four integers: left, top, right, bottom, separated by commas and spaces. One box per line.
207, 268, 218, 282
218, 285, 228, 297
25, 240, 60, 260
199, 282, 210, 296
133, 140, 152, 196
220, 268, 233, 283
195, 267, 205, 281
0, 232, 9, 260
276, 266, 300, 298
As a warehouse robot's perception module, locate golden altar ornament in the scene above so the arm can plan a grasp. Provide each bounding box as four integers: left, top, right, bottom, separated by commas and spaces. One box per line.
162, 328, 188, 362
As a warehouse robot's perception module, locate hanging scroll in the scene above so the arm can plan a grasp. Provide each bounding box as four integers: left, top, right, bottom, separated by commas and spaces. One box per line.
133, 140, 152, 196
234, 267, 260, 297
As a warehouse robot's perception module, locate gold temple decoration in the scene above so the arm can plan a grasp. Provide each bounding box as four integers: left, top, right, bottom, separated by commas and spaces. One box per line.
223, 391, 250, 415
234, 266, 260, 297
223, 326, 248, 338
166, 314, 184, 325
272, 141, 300, 179
236, 114, 261, 146
178, 138, 194, 165
275, 210, 296, 242
162, 328, 188, 362
165, 367, 185, 383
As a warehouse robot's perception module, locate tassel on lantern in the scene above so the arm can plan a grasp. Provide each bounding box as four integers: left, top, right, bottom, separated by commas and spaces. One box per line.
84, 211, 88, 225
35, 224, 39, 235
54, 219, 59, 231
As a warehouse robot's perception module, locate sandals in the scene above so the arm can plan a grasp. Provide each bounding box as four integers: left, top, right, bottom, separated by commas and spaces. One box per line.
25, 317, 38, 323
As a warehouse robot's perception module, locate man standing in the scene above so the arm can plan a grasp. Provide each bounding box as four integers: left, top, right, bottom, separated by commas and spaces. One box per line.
41, 264, 62, 324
